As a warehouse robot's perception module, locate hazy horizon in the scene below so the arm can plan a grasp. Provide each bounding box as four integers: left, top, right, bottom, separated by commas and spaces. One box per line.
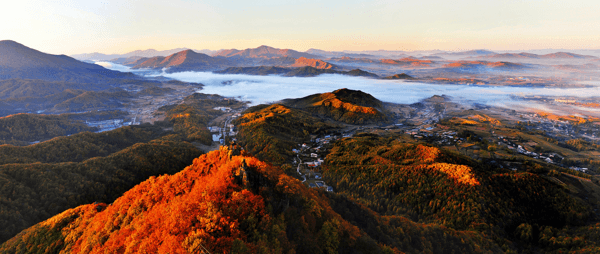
2, 0, 599, 55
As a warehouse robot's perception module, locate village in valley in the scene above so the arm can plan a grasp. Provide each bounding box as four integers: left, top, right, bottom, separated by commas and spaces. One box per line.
202, 92, 600, 193
291, 133, 349, 192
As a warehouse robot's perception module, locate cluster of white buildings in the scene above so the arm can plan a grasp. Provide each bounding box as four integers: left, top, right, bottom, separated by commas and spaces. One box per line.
292, 134, 348, 192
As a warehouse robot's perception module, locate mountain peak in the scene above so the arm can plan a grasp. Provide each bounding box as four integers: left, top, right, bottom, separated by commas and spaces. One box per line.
281, 88, 388, 124
179, 49, 196, 54
0, 40, 24, 47
291, 57, 334, 69
132, 49, 230, 71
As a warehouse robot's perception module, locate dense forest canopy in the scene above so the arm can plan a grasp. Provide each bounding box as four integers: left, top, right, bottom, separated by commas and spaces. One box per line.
1, 148, 510, 254
0, 113, 97, 145
0, 125, 202, 243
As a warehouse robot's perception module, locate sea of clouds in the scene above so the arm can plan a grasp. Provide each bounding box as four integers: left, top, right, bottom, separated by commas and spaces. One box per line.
97, 62, 600, 116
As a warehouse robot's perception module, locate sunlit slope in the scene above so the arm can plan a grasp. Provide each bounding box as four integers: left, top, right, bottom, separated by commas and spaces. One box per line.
324, 134, 598, 252
0, 136, 202, 243
235, 104, 336, 165
291, 57, 335, 69
2, 148, 506, 254
281, 88, 389, 124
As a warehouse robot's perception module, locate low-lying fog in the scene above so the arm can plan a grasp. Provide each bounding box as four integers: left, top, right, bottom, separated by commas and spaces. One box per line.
97, 62, 600, 117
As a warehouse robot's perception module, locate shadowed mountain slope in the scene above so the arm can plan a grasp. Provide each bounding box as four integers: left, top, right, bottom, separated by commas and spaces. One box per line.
0, 40, 133, 83
0, 113, 96, 144
214, 66, 292, 76
384, 73, 415, 79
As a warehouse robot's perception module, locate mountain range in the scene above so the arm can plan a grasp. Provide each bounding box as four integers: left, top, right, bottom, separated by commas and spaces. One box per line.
71, 48, 216, 61
214, 45, 319, 59
215, 66, 378, 78
132, 49, 232, 72
0, 40, 202, 116
482, 52, 598, 60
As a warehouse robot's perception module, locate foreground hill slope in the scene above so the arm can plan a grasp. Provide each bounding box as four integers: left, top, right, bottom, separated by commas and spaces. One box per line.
2, 148, 506, 253
0, 125, 202, 243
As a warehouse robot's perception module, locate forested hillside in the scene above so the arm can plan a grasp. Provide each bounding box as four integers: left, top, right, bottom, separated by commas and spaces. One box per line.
234, 104, 336, 165
1, 147, 507, 254
0, 113, 97, 145
0, 121, 205, 243
3, 88, 600, 253
0, 125, 166, 164
281, 88, 389, 124
323, 134, 598, 252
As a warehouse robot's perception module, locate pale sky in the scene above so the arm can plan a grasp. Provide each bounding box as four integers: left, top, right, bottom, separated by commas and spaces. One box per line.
1, 0, 599, 55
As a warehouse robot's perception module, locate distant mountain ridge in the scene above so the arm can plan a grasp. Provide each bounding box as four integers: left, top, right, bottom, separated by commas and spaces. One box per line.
444, 60, 524, 69
215, 66, 378, 78
109, 56, 149, 66
380, 57, 434, 67
384, 73, 415, 80
132, 49, 232, 72
433, 50, 497, 57
291, 57, 335, 69
214, 45, 319, 59
484, 52, 598, 59
71, 48, 216, 61
305, 48, 377, 59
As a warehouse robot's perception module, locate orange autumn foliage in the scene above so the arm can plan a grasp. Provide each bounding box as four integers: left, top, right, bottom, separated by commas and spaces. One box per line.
314, 92, 381, 116
239, 104, 292, 127
426, 163, 480, 186
291, 57, 335, 69
6, 147, 371, 253
37, 148, 269, 253
467, 114, 501, 125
